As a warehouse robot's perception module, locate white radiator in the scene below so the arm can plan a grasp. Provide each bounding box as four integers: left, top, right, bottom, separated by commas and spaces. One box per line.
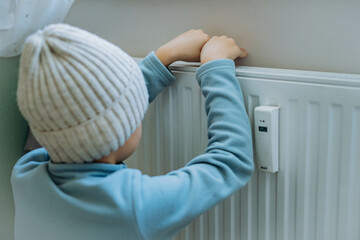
127, 62, 360, 240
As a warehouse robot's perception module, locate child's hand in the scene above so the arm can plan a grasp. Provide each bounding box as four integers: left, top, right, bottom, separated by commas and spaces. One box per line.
200, 36, 247, 65
156, 29, 210, 67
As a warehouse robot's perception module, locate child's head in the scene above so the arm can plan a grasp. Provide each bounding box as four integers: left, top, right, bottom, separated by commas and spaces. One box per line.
17, 24, 149, 164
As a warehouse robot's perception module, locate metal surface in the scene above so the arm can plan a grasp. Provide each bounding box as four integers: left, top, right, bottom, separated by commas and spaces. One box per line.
128, 63, 360, 240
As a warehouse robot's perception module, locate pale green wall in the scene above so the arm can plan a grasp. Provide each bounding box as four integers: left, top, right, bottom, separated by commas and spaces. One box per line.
0, 57, 28, 240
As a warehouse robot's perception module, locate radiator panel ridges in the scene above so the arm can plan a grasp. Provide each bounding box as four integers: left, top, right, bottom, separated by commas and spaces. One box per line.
127, 70, 360, 240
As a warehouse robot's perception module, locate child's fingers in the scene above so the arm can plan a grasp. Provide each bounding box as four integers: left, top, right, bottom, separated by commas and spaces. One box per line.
204, 33, 211, 41
239, 48, 248, 58
198, 30, 211, 43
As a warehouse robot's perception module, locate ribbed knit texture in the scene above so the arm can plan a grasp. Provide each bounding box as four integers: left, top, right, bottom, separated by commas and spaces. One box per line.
11, 58, 254, 240
17, 24, 149, 163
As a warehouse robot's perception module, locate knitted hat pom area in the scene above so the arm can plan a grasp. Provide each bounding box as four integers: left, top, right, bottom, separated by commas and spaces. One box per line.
17, 24, 149, 164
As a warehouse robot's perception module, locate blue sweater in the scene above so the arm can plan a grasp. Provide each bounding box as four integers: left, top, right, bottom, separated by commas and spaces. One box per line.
11, 52, 254, 240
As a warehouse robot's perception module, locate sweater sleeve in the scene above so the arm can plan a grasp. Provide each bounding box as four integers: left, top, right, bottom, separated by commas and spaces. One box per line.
138, 51, 176, 103
133, 59, 254, 240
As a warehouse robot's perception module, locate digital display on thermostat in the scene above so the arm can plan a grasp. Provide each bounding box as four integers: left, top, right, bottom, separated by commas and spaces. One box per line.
259, 126, 268, 132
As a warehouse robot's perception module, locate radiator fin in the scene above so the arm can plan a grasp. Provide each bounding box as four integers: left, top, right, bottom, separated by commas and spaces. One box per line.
126, 69, 360, 240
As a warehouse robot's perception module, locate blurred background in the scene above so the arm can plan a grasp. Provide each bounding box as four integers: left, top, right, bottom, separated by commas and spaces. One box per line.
66, 0, 360, 74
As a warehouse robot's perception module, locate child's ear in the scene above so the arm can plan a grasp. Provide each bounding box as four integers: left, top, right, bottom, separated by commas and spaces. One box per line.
24, 129, 42, 153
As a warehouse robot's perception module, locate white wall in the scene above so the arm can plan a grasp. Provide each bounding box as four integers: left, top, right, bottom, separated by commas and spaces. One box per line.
65, 0, 360, 75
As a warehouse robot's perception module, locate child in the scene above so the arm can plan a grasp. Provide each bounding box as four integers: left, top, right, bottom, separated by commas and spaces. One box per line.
12, 24, 254, 240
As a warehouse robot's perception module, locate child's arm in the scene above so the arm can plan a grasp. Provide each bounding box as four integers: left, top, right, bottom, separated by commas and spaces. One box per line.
132, 37, 253, 239
138, 30, 209, 102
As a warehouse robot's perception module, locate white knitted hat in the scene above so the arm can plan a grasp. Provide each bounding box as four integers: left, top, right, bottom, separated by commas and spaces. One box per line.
17, 24, 149, 163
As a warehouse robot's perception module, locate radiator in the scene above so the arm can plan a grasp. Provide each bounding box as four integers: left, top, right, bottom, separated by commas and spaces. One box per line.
127, 62, 360, 240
